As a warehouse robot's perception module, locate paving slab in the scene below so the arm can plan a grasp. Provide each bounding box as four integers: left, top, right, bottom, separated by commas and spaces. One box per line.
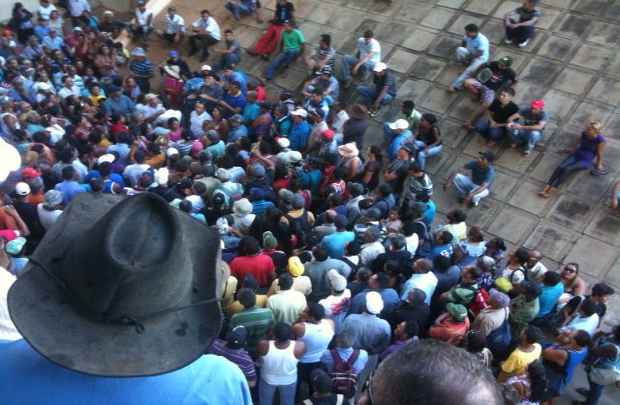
447, 13, 486, 35
540, 89, 578, 121
465, 0, 502, 15
493, 1, 521, 19
563, 235, 618, 278
410, 56, 447, 81
550, 67, 594, 96
437, 0, 466, 9
570, 43, 614, 71
463, 197, 504, 228
490, 169, 520, 200
509, 180, 555, 216
487, 206, 539, 244
385, 49, 418, 74
401, 27, 439, 52
427, 35, 462, 60
605, 256, 620, 291
420, 6, 459, 30
524, 221, 578, 262
553, 13, 591, 39
548, 195, 597, 232
586, 77, 620, 107
495, 148, 539, 174
481, 18, 508, 45
419, 87, 460, 114
586, 20, 620, 46
437, 118, 469, 148
571, 0, 609, 17
536, 35, 576, 61
564, 102, 615, 132
565, 170, 614, 204
521, 57, 565, 88
395, 79, 433, 103
584, 208, 620, 247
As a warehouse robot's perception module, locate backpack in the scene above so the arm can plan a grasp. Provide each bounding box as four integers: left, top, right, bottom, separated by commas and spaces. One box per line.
486, 309, 511, 359
329, 349, 360, 398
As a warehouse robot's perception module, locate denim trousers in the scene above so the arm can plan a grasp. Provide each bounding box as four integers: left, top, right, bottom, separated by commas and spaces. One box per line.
414, 140, 443, 170
356, 84, 394, 107
452, 47, 486, 89
475, 118, 508, 142
341, 54, 374, 82
509, 129, 542, 152
453, 173, 490, 204
265, 49, 300, 79
259, 379, 296, 405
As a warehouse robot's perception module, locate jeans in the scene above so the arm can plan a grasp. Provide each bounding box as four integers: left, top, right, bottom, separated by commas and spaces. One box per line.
189, 34, 219, 59
216, 53, 241, 71
226, 1, 253, 20
505, 25, 535, 45
356, 84, 394, 107
547, 155, 592, 188
584, 372, 605, 405
452, 47, 486, 89
475, 118, 507, 142
265, 49, 300, 79
453, 173, 490, 204
341, 54, 374, 82
259, 379, 296, 405
414, 140, 443, 170
510, 129, 542, 153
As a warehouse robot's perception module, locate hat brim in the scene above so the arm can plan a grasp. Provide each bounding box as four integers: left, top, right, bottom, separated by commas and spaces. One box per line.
8, 193, 223, 377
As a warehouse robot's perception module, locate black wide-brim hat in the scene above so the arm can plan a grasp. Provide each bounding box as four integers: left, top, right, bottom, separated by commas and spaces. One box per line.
8, 192, 223, 377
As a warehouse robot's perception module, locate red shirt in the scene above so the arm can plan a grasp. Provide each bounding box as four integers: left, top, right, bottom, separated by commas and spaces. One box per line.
230, 254, 275, 288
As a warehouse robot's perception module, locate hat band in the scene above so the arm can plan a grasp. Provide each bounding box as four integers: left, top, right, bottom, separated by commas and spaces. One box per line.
30, 257, 221, 335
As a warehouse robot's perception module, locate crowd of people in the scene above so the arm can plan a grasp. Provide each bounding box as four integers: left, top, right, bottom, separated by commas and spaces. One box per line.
0, 0, 619, 404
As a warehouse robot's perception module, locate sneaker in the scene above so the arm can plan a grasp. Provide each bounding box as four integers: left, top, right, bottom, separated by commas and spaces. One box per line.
469, 199, 479, 208
518, 39, 529, 48
504, 37, 512, 44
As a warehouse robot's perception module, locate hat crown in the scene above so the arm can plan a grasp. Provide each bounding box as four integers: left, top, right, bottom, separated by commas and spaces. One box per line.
57, 194, 188, 321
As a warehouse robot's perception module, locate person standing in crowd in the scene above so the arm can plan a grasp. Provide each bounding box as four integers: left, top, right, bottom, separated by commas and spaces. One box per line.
230, 288, 274, 357
208, 325, 257, 388
342, 291, 391, 354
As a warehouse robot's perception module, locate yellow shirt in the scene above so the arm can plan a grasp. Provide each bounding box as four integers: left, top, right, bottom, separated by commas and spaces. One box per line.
501, 344, 542, 375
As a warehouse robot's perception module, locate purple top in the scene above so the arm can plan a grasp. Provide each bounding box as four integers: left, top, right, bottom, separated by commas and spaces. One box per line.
575, 132, 605, 163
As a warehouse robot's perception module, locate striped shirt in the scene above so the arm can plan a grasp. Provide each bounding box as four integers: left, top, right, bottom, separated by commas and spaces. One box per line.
208, 338, 257, 385
230, 307, 274, 356
129, 60, 154, 78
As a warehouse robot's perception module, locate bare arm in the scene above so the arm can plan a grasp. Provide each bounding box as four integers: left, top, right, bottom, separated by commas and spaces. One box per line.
595, 142, 605, 170
3, 206, 30, 236
542, 347, 568, 366
611, 180, 620, 209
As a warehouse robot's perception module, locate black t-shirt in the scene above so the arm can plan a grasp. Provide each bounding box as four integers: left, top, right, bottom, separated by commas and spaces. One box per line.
488, 99, 519, 124
485, 62, 516, 91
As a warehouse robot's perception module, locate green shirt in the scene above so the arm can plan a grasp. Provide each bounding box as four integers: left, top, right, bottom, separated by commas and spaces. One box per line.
281, 29, 305, 52
230, 306, 274, 356
509, 296, 540, 338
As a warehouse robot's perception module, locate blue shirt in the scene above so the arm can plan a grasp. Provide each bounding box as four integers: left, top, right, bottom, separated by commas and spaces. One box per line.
42, 35, 64, 50
228, 125, 249, 142
54, 180, 85, 205
222, 93, 246, 117
463, 33, 489, 62
537, 282, 564, 318
242, 102, 260, 122
321, 231, 355, 259
0, 340, 252, 405
422, 200, 436, 226
387, 130, 412, 160
289, 120, 311, 151
465, 161, 495, 186
102, 95, 135, 117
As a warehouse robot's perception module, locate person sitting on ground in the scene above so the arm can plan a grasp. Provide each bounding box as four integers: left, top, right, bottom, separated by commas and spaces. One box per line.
357, 339, 505, 405
539, 121, 606, 198
413, 113, 442, 171
467, 87, 519, 147
225, 0, 257, 21
504, 0, 541, 48
214, 29, 242, 72
130, 0, 153, 44
449, 24, 490, 93
509, 99, 547, 155
264, 20, 305, 81
341, 29, 381, 88
446, 151, 495, 207
304, 34, 336, 75
356, 62, 396, 117
248, 0, 295, 59
463, 57, 516, 109
160, 7, 185, 45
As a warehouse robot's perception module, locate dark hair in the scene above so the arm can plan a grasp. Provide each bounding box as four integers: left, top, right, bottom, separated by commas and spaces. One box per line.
467, 266, 482, 279
543, 271, 561, 286
421, 113, 437, 125
527, 361, 549, 403
514, 247, 530, 264
363, 29, 374, 38
403, 321, 419, 339
237, 288, 256, 309
273, 322, 292, 342
466, 331, 487, 353
308, 302, 325, 321
579, 299, 598, 317
320, 34, 331, 46
447, 209, 467, 224
591, 282, 614, 297
241, 274, 259, 291
61, 165, 76, 180
467, 226, 484, 243
500, 87, 516, 97
374, 340, 503, 404
310, 368, 333, 394
238, 236, 261, 256
402, 100, 415, 110
523, 326, 544, 344
179, 200, 192, 213
433, 255, 452, 272
464, 24, 479, 33
376, 272, 390, 289
438, 231, 453, 244
573, 330, 591, 347
278, 273, 293, 290
313, 246, 328, 261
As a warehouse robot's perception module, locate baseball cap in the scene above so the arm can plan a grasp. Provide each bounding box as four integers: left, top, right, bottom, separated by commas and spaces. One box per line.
373, 62, 387, 72
201, 64, 212, 72
498, 56, 513, 67
321, 129, 334, 141
531, 99, 544, 110
21, 167, 40, 179
388, 118, 409, 130
15, 182, 31, 196
226, 326, 248, 349
290, 108, 308, 118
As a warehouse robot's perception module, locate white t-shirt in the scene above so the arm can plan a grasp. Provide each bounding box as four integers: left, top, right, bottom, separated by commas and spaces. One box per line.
38, 3, 57, 20
135, 8, 153, 27
356, 37, 381, 65
68, 0, 90, 17
58, 85, 80, 99
37, 204, 63, 230
190, 110, 213, 137
192, 16, 221, 40
137, 103, 165, 121
165, 14, 185, 34
406, 233, 419, 256
0, 268, 22, 341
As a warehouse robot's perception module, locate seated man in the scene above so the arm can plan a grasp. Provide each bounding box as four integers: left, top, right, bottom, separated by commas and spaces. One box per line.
383, 119, 412, 161
446, 151, 495, 207
449, 24, 489, 92
264, 20, 305, 81
341, 29, 381, 87
357, 339, 504, 405
225, 0, 257, 21
302, 66, 339, 106
463, 57, 516, 108
504, 0, 541, 48
304, 34, 336, 75
160, 7, 185, 45
189, 9, 221, 62
130, 0, 153, 43
467, 87, 519, 146
356, 62, 396, 116
509, 99, 547, 155
214, 29, 242, 72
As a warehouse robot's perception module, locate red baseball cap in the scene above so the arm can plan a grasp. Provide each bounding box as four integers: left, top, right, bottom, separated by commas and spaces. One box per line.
322, 129, 335, 141
531, 99, 544, 110
21, 167, 41, 179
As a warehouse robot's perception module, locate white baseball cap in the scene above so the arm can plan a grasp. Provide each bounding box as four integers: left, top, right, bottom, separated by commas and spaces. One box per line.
290, 108, 308, 118
388, 118, 410, 130
366, 291, 384, 315
15, 182, 31, 196
373, 62, 387, 72
97, 153, 116, 165
201, 65, 212, 72
277, 137, 290, 149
